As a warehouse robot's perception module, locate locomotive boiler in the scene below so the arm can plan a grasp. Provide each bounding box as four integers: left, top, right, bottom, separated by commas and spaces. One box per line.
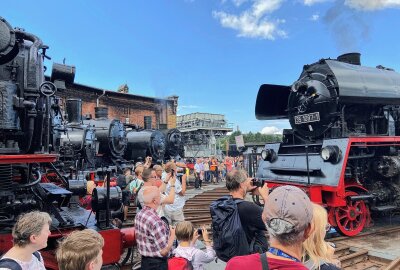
124, 128, 166, 162
163, 128, 185, 160
83, 106, 128, 169
256, 53, 400, 236
0, 16, 134, 268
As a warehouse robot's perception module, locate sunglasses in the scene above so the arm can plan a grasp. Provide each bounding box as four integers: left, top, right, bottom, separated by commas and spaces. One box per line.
325, 223, 331, 232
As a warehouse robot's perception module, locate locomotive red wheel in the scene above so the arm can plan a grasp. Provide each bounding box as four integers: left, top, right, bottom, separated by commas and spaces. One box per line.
334, 191, 368, 236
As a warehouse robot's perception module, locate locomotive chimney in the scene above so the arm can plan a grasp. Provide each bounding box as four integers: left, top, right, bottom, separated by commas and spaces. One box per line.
95, 106, 108, 119
51, 63, 76, 90
66, 99, 82, 124
337, 53, 361, 65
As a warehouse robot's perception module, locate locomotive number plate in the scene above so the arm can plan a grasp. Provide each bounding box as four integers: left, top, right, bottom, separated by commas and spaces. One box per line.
295, 112, 320, 124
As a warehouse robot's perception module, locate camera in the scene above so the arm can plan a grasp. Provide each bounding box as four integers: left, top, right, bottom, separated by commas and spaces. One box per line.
251, 178, 265, 188
197, 228, 203, 236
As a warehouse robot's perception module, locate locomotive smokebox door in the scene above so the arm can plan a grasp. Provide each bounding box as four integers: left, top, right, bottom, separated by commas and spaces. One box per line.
0, 16, 19, 65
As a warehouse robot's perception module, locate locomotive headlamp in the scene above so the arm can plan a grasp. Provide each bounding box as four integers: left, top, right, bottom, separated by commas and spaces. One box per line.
261, 149, 277, 162
321, 146, 341, 163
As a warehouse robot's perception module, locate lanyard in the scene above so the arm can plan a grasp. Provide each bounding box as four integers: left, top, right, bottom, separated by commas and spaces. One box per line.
268, 247, 301, 263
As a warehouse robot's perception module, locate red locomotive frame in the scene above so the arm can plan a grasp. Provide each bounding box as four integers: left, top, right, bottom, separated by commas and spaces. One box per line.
264, 136, 400, 237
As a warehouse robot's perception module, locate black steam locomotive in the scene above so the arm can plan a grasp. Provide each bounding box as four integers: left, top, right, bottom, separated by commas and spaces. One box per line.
0, 16, 134, 268
163, 128, 185, 160
255, 53, 400, 236
124, 128, 166, 162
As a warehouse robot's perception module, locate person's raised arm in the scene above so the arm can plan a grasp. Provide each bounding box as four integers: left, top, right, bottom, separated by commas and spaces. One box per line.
180, 174, 187, 196
161, 176, 176, 205
258, 184, 269, 223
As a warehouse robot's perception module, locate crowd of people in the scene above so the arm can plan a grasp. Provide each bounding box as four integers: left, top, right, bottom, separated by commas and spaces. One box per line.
130, 158, 341, 270
0, 155, 342, 270
193, 156, 242, 189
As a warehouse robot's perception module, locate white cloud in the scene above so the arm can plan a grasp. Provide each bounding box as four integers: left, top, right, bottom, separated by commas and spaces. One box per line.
303, 0, 330, 6
344, 0, 400, 11
232, 0, 249, 6
310, 13, 320, 20
261, 126, 283, 134
213, 0, 287, 40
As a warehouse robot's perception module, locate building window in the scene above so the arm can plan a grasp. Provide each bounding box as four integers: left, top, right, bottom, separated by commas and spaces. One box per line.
144, 116, 152, 129
123, 107, 129, 115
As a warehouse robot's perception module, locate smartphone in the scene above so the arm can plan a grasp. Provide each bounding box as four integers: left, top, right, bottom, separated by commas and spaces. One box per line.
197, 228, 203, 236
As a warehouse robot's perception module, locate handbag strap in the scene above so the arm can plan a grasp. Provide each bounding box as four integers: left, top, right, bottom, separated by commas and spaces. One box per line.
260, 253, 269, 270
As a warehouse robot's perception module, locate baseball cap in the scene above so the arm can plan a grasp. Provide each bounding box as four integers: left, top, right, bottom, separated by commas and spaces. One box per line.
266, 185, 313, 234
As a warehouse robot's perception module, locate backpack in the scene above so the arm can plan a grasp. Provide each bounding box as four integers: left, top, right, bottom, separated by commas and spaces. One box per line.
0, 251, 41, 270
116, 175, 127, 190
168, 257, 193, 270
210, 195, 250, 262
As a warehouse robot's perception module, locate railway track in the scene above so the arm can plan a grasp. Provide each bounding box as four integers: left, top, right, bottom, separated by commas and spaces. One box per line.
331, 226, 400, 269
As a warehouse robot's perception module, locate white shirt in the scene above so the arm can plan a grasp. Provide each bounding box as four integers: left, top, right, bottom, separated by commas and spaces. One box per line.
173, 245, 216, 270
164, 178, 185, 212
0, 252, 46, 270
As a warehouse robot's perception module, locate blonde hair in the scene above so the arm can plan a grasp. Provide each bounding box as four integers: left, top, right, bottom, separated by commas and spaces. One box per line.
135, 165, 144, 176
302, 204, 334, 269
86, 180, 96, 195
56, 229, 104, 270
12, 211, 52, 247
175, 221, 194, 242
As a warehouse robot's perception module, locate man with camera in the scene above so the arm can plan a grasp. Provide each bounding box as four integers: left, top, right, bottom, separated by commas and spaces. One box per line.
211, 169, 269, 261
163, 161, 187, 226
228, 169, 269, 251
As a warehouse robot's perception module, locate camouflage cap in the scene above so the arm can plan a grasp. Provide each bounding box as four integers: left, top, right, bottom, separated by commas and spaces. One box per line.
266, 185, 313, 234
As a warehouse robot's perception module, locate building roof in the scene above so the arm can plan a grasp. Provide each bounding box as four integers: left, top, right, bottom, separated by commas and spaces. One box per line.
45, 75, 176, 103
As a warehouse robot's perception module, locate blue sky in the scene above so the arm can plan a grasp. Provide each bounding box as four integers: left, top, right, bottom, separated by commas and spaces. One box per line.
2, 0, 400, 133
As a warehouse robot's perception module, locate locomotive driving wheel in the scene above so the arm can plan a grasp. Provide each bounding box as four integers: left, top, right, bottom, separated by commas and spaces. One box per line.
334, 191, 369, 236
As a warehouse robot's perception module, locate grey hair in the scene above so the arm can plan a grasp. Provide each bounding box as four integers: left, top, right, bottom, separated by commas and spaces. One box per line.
12, 211, 52, 247
225, 169, 247, 191
267, 218, 305, 246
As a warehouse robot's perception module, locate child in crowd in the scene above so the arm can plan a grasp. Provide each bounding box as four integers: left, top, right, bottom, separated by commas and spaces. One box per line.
173, 221, 216, 270
302, 203, 341, 270
56, 229, 104, 270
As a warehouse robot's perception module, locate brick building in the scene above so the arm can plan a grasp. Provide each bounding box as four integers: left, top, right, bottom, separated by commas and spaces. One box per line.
55, 81, 178, 129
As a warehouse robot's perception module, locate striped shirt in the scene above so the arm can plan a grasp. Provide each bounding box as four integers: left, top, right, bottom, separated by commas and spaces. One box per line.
134, 206, 169, 257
